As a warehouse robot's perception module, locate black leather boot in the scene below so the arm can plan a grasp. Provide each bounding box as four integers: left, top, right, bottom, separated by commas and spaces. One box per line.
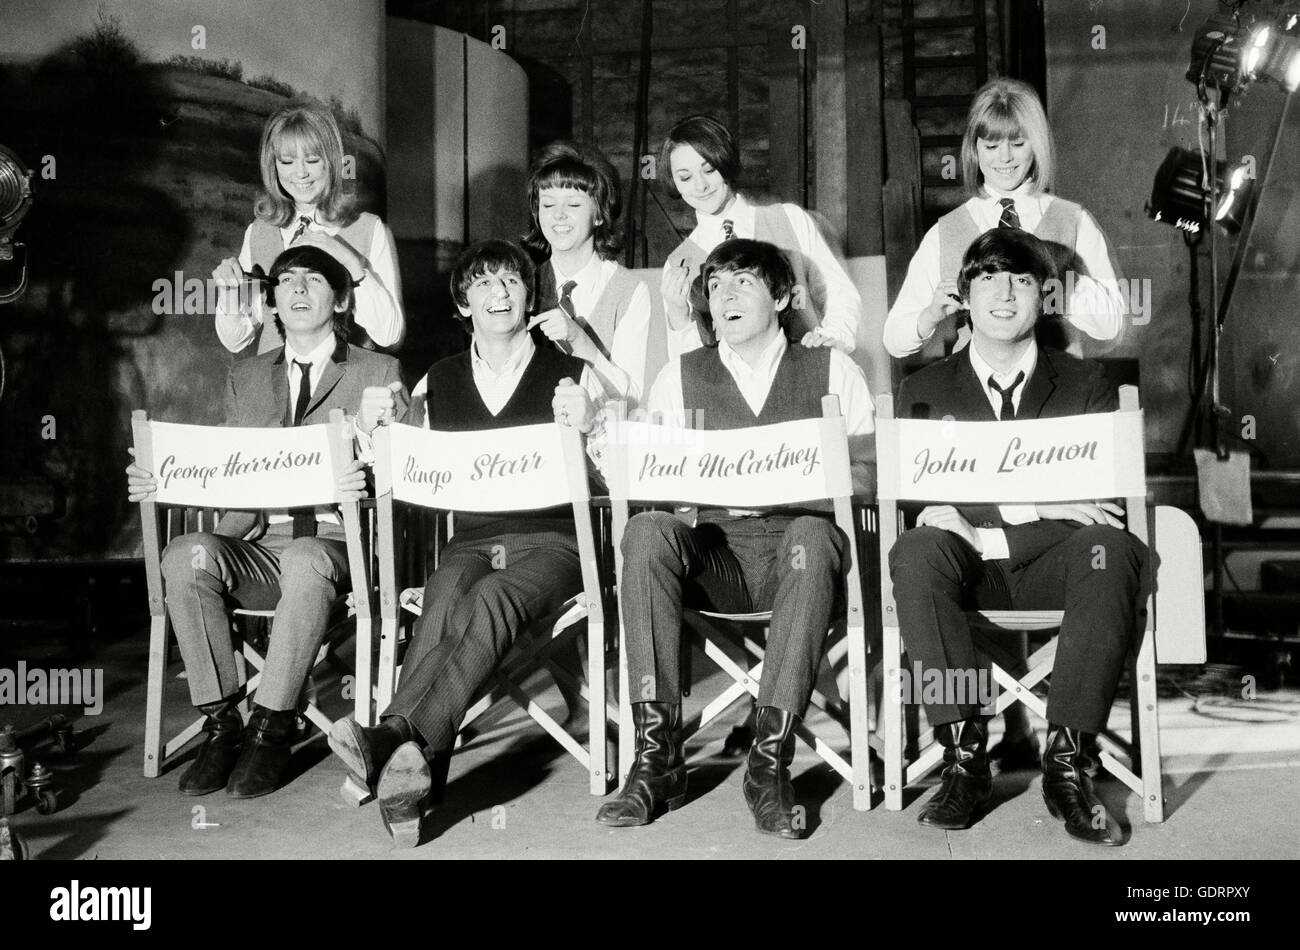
595, 702, 686, 827
328, 715, 414, 789
225, 705, 299, 799
1041, 724, 1123, 846
917, 718, 992, 830
743, 706, 803, 839
178, 696, 244, 796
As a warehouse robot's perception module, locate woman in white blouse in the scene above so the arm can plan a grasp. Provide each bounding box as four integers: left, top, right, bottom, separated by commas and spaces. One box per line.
212, 103, 404, 355
658, 115, 863, 358
884, 78, 1124, 359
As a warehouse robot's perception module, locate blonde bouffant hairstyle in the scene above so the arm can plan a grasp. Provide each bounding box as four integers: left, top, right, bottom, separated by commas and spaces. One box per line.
253, 102, 357, 228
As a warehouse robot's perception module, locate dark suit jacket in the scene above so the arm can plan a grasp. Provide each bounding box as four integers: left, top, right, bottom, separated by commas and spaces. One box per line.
217, 336, 406, 539
895, 346, 1117, 570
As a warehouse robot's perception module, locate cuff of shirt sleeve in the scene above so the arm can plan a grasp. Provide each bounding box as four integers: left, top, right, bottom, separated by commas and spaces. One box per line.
998, 504, 1039, 525
976, 528, 1009, 561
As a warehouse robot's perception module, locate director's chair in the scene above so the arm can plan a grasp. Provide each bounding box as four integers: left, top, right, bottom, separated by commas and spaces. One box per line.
345, 419, 615, 806
876, 386, 1205, 823
134, 409, 375, 778
605, 395, 875, 811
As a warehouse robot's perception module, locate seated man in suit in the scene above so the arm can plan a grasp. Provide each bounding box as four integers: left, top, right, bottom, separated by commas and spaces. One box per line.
889, 227, 1148, 846
594, 238, 874, 839
126, 244, 407, 799
327, 239, 611, 848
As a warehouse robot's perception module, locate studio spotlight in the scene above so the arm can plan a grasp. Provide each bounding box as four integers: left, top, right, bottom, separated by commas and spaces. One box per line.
1146, 147, 1254, 236
1243, 22, 1300, 92
1186, 12, 1251, 94
0, 145, 33, 258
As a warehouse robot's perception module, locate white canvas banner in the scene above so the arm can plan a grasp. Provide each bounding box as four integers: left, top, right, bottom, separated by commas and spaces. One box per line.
139, 420, 338, 509
381, 422, 570, 511
607, 418, 850, 507
877, 410, 1146, 502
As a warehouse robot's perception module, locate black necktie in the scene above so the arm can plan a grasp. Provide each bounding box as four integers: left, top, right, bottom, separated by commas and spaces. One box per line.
721, 218, 735, 240
290, 215, 311, 242
998, 198, 1020, 230
988, 371, 1026, 421
556, 279, 609, 358
292, 360, 312, 426
290, 360, 315, 538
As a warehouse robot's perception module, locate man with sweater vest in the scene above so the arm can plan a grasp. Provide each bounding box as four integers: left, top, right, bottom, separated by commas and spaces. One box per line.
127, 245, 406, 800
329, 239, 603, 847
890, 227, 1148, 846
595, 239, 874, 839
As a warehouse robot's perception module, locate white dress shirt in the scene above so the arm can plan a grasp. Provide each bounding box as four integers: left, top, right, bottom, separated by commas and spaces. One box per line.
884, 182, 1125, 358
549, 256, 651, 403
215, 213, 405, 352
664, 192, 863, 359
966, 340, 1041, 560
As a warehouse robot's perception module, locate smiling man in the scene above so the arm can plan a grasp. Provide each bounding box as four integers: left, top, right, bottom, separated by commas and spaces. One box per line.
889, 227, 1149, 846
328, 239, 610, 848
595, 239, 874, 839
127, 244, 406, 800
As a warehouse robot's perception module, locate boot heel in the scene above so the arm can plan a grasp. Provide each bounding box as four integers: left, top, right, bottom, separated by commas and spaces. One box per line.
377, 742, 433, 849
666, 794, 687, 812
382, 813, 423, 849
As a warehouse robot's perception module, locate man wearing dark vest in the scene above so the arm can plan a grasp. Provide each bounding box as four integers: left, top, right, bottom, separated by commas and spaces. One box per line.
595, 238, 874, 839
328, 239, 601, 847
127, 245, 406, 800
889, 228, 1148, 846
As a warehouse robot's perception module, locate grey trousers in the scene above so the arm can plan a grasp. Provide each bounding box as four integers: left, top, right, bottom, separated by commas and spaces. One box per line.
386, 529, 582, 752
619, 510, 847, 714
160, 522, 350, 710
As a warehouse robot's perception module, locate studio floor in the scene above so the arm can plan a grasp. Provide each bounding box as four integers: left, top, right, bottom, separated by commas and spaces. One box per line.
6, 628, 1299, 862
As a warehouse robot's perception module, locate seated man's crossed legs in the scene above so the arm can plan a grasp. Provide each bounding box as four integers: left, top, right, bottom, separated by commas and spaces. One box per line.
598, 509, 847, 839
329, 529, 581, 847
161, 525, 350, 798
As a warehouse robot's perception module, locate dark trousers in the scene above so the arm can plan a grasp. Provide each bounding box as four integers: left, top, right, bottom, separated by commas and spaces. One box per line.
620, 510, 847, 714
385, 530, 582, 751
889, 524, 1148, 733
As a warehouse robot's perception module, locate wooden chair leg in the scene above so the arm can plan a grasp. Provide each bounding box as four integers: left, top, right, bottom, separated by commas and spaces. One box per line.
143, 615, 169, 778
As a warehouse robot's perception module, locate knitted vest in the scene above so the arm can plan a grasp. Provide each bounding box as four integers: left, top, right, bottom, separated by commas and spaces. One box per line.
680, 343, 831, 429
247, 211, 378, 354
422, 345, 586, 540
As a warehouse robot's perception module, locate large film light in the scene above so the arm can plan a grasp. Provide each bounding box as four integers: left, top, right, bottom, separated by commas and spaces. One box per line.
0, 146, 33, 259
1186, 12, 1251, 94
1145, 147, 1254, 236
1243, 22, 1300, 92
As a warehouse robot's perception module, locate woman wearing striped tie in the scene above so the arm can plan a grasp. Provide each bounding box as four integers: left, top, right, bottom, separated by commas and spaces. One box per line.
520, 141, 650, 405
658, 114, 863, 357
884, 77, 1124, 360
212, 102, 405, 355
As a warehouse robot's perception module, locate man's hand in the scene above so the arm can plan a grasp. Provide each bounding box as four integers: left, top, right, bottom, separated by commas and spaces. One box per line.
358, 381, 403, 433
553, 377, 596, 433
125, 447, 157, 503
800, 327, 851, 352
916, 504, 983, 553
336, 458, 369, 501
918, 279, 964, 337
1034, 501, 1125, 528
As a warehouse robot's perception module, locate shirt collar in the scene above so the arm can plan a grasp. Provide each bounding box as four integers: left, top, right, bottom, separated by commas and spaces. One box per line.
471, 331, 534, 377
284, 332, 338, 370
978, 178, 1040, 207
968, 337, 1037, 389
280, 211, 338, 236
552, 253, 605, 289
717, 326, 787, 378
696, 191, 754, 232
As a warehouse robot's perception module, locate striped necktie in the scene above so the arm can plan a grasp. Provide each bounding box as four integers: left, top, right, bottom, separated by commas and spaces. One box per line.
998, 198, 1020, 230
721, 218, 735, 240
